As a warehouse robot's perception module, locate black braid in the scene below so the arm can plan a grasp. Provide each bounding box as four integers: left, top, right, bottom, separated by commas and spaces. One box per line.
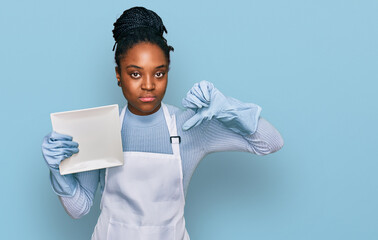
112, 7, 174, 70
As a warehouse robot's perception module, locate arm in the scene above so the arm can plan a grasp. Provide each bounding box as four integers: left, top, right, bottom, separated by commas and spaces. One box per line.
182, 81, 284, 155
200, 115, 284, 155
42, 132, 100, 219
57, 170, 100, 219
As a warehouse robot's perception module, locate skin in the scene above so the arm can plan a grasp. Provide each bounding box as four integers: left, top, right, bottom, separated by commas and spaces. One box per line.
115, 42, 169, 116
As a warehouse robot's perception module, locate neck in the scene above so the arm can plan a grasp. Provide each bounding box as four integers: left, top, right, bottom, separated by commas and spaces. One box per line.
127, 103, 161, 116
125, 104, 164, 127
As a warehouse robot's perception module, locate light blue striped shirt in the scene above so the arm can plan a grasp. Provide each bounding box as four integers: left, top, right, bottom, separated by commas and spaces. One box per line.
51, 103, 284, 219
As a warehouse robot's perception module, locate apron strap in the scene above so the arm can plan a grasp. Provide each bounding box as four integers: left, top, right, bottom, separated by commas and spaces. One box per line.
120, 103, 181, 157
119, 105, 127, 126
161, 103, 181, 157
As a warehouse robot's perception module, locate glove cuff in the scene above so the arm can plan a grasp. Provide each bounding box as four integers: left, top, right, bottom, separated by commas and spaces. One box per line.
49, 167, 78, 197
217, 97, 262, 136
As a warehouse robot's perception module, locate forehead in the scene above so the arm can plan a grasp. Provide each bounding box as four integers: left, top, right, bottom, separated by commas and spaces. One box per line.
121, 42, 167, 66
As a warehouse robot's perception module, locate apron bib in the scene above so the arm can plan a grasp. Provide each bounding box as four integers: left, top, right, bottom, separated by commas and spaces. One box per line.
91, 103, 190, 240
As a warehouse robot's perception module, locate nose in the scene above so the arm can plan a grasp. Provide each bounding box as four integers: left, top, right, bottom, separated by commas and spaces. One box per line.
141, 75, 155, 91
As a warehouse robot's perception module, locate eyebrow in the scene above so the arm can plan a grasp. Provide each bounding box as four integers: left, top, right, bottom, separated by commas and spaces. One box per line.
126, 64, 167, 69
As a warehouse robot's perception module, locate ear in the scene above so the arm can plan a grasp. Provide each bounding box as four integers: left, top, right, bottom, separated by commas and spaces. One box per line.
115, 66, 121, 87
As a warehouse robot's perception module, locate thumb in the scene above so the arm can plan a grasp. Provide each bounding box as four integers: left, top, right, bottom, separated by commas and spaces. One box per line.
182, 114, 205, 131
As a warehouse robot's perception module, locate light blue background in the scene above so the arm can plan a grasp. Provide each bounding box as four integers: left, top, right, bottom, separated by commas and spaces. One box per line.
1, 0, 377, 239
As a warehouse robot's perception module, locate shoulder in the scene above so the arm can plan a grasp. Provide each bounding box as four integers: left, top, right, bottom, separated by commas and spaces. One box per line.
164, 103, 181, 114
164, 103, 188, 115
164, 103, 196, 120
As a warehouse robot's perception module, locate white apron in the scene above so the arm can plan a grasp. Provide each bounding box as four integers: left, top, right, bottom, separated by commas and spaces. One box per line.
92, 103, 190, 240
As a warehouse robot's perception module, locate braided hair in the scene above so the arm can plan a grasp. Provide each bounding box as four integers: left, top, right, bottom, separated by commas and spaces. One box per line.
112, 7, 174, 70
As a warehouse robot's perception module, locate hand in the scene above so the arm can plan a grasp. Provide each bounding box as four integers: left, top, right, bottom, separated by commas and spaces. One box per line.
42, 131, 79, 170
182, 80, 262, 136
182, 81, 227, 130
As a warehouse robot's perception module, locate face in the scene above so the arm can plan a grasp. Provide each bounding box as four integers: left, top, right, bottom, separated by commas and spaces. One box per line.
116, 42, 169, 116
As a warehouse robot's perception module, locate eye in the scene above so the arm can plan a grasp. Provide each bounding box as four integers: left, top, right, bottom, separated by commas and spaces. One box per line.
155, 72, 165, 78
130, 72, 141, 78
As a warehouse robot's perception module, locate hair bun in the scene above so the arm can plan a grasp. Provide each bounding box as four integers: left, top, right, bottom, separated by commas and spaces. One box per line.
112, 6, 168, 43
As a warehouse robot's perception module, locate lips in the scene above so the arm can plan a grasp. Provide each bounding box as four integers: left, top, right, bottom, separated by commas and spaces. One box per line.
139, 96, 156, 102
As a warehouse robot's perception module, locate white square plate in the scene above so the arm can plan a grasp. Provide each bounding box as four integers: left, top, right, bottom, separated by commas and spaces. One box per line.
50, 104, 124, 175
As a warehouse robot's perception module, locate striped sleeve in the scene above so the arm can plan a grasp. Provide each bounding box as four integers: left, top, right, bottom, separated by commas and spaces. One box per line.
200, 116, 284, 156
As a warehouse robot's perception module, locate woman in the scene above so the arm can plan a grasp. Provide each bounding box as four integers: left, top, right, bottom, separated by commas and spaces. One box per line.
42, 6, 284, 240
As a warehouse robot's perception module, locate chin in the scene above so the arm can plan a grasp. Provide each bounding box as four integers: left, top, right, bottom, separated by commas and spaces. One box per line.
129, 102, 161, 115
143, 104, 160, 113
